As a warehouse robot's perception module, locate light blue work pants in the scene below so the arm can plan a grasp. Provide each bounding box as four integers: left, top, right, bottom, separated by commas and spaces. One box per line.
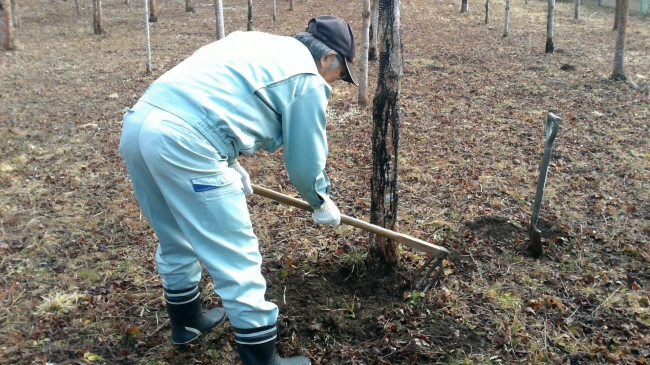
118, 102, 278, 329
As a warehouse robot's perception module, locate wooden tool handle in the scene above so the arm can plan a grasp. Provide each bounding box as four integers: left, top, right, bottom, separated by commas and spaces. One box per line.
251, 184, 449, 258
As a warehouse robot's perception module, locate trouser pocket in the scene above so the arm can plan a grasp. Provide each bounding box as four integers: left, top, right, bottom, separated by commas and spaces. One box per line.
192, 168, 251, 232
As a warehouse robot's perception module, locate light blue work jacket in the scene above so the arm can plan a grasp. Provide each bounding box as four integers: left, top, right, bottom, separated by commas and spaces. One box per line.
138, 31, 333, 209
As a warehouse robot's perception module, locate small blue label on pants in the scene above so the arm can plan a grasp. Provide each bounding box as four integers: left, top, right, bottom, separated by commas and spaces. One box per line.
193, 184, 218, 192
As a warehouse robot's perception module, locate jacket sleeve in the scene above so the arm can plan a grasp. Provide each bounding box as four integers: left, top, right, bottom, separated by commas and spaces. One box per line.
281, 84, 332, 210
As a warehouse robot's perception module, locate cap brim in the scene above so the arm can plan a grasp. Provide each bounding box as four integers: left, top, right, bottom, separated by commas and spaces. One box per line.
342, 58, 358, 86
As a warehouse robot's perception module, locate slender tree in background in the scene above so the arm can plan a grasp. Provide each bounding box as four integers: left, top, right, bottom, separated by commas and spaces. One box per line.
461, 0, 469, 13
0, 0, 16, 50
74, 0, 80, 16
144, 0, 152, 73
546, 0, 555, 53
272, 0, 276, 21
215, 0, 224, 39
575, 0, 580, 19
186, 0, 194, 13
148, 0, 157, 22
359, 0, 371, 107
611, 0, 628, 80
369, 0, 379, 61
369, 0, 403, 270
613, 0, 620, 30
503, 0, 510, 36
247, 0, 252, 31
289, 0, 294, 11
93, 0, 104, 34
485, 0, 489, 24
10, 0, 18, 28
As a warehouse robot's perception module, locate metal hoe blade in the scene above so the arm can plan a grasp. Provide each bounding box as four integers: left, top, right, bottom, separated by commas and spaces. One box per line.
414, 255, 446, 293
529, 113, 561, 258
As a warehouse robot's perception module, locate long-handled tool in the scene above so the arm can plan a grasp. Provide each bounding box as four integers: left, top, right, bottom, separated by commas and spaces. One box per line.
529, 113, 561, 259
252, 184, 449, 292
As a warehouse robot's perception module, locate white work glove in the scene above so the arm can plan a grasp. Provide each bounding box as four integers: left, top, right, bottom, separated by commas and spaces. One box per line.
230, 161, 253, 195
312, 195, 341, 226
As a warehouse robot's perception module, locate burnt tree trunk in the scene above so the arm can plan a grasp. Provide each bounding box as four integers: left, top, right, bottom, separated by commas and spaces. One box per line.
93, 0, 104, 34
289, 0, 294, 11
0, 0, 16, 50
272, 0, 276, 21
611, 0, 628, 80
74, 0, 80, 16
215, 0, 224, 39
368, 0, 403, 270
461, 0, 469, 12
359, 0, 371, 106
503, 0, 510, 37
485, 0, 489, 24
186, 0, 194, 13
369, 0, 379, 61
575, 0, 580, 19
546, 0, 555, 53
247, 0, 253, 31
148, 0, 157, 22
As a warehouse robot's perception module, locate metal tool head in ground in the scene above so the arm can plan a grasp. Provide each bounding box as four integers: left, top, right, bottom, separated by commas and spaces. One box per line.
529, 112, 561, 259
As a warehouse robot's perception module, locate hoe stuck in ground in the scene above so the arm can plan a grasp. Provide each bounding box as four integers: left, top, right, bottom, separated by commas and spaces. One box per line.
252, 184, 450, 293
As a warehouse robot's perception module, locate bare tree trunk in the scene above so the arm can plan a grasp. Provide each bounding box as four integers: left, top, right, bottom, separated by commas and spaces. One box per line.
10, 0, 18, 28
546, 0, 555, 53
359, 0, 371, 107
369, 0, 403, 271
503, 0, 510, 36
574, 0, 580, 19
289, 0, 294, 11
611, 0, 628, 80
144, 0, 152, 73
214, 0, 224, 39
369, 0, 379, 61
247, 0, 252, 31
186, 0, 194, 13
74, 0, 80, 16
148, 0, 157, 23
461, 0, 469, 12
613, 0, 620, 30
125, 0, 129, 4
485, 0, 489, 24
93, 0, 104, 34
0, 0, 16, 50
272, 0, 276, 21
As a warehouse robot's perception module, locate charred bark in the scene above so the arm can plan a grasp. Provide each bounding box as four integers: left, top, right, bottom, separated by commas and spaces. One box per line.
369, 0, 403, 270
247, 0, 253, 31
148, 0, 157, 22
186, 0, 194, 13
546, 0, 555, 53
93, 0, 104, 34
611, 0, 628, 80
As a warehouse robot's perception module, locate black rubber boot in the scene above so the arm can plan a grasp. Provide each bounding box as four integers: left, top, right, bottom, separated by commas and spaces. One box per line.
234, 324, 311, 365
164, 286, 227, 347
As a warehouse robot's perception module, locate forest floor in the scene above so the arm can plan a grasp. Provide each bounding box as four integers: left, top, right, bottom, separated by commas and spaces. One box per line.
1, 0, 649, 364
